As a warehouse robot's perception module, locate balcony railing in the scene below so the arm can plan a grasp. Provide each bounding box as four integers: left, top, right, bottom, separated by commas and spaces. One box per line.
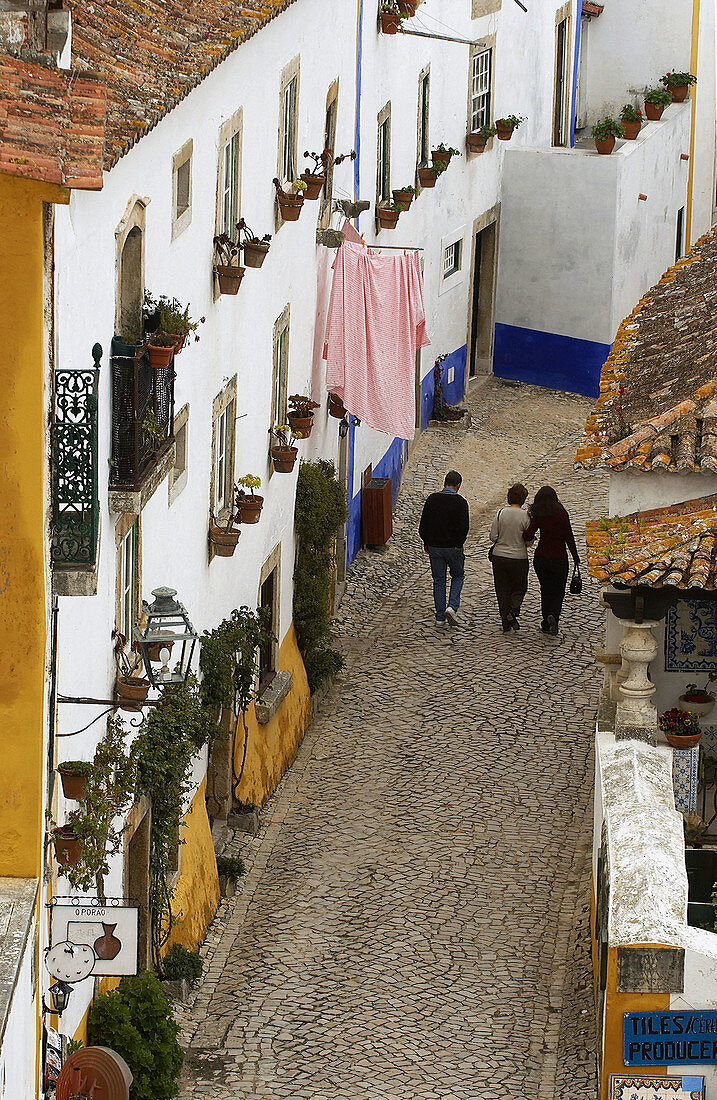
110, 338, 175, 491
51, 345, 100, 568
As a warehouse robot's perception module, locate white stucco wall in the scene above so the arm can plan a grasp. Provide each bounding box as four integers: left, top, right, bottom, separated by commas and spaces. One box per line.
0, 919, 38, 1100
690, 0, 717, 242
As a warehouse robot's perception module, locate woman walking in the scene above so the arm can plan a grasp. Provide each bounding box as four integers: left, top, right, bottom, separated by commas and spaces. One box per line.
490, 483, 530, 633
523, 485, 579, 636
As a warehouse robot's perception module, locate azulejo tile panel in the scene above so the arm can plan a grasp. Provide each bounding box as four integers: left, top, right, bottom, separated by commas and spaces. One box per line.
673, 746, 700, 813
665, 600, 717, 673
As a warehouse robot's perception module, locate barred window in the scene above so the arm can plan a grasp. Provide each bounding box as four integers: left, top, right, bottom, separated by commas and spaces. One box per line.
470, 49, 492, 132
443, 240, 462, 279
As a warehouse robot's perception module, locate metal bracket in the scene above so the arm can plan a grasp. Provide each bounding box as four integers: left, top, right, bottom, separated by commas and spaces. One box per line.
398, 26, 489, 46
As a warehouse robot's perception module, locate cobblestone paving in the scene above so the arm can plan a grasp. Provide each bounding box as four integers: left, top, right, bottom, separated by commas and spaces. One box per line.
178, 378, 606, 1100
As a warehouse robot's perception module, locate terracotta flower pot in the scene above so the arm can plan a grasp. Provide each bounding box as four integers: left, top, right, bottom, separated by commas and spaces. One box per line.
669, 84, 689, 103
147, 343, 174, 370
376, 206, 400, 229
115, 676, 150, 713
276, 191, 304, 221
417, 167, 437, 188
53, 827, 82, 867
392, 188, 414, 208
496, 124, 515, 141
166, 332, 186, 354
397, 0, 417, 11
271, 445, 298, 473
242, 242, 270, 269
621, 119, 641, 140
215, 264, 245, 294
328, 393, 346, 419
380, 10, 401, 33
665, 729, 703, 749
210, 524, 240, 557
466, 133, 489, 154
678, 693, 716, 718
594, 136, 616, 155
431, 148, 452, 170
644, 101, 666, 121
300, 172, 325, 200
287, 412, 314, 438
235, 495, 264, 524
57, 765, 89, 801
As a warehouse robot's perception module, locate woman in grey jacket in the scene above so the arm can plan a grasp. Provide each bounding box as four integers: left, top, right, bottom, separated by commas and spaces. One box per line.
490, 483, 530, 632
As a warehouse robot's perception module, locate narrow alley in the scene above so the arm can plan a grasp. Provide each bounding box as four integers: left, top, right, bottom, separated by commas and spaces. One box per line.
178, 378, 607, 1100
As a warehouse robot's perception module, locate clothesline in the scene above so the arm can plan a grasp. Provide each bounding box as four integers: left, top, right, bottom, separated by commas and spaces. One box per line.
368, 244, 424, 251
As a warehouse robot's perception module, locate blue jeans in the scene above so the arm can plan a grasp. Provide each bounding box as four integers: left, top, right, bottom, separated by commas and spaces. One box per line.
428, 547, 465, 620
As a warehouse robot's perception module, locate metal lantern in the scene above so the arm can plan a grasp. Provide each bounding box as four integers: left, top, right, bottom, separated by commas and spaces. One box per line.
46, 980, 73, 1015
135, 587, 199, 688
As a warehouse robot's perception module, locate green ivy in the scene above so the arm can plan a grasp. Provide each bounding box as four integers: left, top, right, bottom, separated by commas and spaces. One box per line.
199, 608, 274, 715
88, 972, 183, 1100
293, 461, 347, 691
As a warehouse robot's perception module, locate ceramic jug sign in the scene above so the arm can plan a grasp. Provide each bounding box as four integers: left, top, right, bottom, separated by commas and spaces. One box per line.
94, 923, 122, 961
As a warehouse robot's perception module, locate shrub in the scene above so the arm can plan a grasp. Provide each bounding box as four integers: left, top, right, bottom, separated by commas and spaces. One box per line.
161, 943, 203, 984
88, 972, 183, 1100
216, 855, 246, 881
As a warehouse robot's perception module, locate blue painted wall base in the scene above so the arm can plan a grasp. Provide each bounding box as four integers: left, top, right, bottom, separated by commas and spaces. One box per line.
494, 323, 608, 398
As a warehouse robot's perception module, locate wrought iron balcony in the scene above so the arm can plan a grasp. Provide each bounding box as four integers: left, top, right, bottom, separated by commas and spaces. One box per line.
51, 345, 100, 569
110, 338, 175, 492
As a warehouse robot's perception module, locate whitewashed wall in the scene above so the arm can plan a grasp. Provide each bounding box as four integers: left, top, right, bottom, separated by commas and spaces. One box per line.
0, 922, 38, 1100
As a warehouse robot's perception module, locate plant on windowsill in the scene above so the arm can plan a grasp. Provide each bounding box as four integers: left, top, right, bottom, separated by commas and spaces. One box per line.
660, 70, 697, 103
270, 425, 299, 472
213, 233, 245, 295
431, 143, 461, 172
234, 474, 264, 523
620, 103, 643, 140
679, 673, 717, 717
273, 178, 307, 221
209, 504, 241, 557
112, 630, 150, 712
659, 707, 703, 749
376, 200, 406, 230
144, 292, 203, 352
392, 184, 417, 208
287, 393, 321, 438
417, 164, 439, 188
494, 116, 524, 141
644, 87, 672, 120
57, 760, 92, 801
591, 117, 623, 155
300, 150, 328, 200
235, 218, 272, 268
466, 124, 497, 153
380, 1, 408, 35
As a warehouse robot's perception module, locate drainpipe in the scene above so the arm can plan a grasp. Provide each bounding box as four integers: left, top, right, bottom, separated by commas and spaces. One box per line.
686, 0, 701, 247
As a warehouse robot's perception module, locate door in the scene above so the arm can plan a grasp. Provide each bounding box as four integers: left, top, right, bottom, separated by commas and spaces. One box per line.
553, 19, 569, 147
468, 223, 497, 379
469, 231, 483, 379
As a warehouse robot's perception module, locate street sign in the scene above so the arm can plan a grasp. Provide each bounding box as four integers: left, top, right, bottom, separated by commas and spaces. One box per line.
624, 1012, 717, 1066
51, 899, 139, 977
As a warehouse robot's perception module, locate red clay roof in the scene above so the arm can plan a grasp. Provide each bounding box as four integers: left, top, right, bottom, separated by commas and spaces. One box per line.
0, 54, 105, 188
586, 495, 717, 589
575, 227, 717, 472
66, 0, 298, 170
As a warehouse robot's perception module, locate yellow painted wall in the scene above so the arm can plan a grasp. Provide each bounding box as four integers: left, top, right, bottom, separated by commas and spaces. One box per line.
0, 173, 67, 876
600, 946, 670, 1100
164, 780, 220, 953
234, 623, 311, 807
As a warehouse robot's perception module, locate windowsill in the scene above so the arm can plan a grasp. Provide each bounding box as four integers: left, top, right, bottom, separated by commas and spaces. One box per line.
254, 669, 293, 725
108, 441, 176, 516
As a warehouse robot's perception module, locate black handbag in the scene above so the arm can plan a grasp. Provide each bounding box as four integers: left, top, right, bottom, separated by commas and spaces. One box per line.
570, 562, 583, 595
488, 509, 502, 562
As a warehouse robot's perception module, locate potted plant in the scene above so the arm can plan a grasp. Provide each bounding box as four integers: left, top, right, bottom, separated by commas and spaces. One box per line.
213, 233, 245, 294
659, 707, 703, 749
431, 143, 461, 171
144, 292, 202, 351
236, 218, 271, 269
392, 184, 417, 208
591, 117, 624, 155
644, 87, 673, 121
467, 124, 497, 153
234, 475, 264, 523
57, 760, 92, 801
417, 165, 439, 188
620, 103, 643, 140
287, 394, 321, 438
273, 178, 307, 221
52, 826, 82, 866
495, 115, 525, 141
380, 1, 406, 34
209, 508, 241, 556
679, 676, 717, 718
376, 200, 405, 229
270, 425, 299, 473
661, 71, 697, 103
216, 854, 245, 899
397, 0, 417, 11
328, 392, 346, 418
112, 630, 150, 712
300, 150, 328, 200
146, 330, 176, 370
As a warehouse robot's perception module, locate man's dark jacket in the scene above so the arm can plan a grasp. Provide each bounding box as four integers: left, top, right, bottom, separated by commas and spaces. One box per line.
418, 489, 469, 548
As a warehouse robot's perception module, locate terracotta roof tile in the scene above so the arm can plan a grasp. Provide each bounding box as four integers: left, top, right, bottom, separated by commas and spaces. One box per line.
66, 0, 299, 170
586, 495, 717, 589
576, 227, 717, 472
0, 54, 106, 188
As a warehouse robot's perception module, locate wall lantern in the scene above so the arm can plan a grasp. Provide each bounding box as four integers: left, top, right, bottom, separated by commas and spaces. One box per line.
44, 980, 73, 1016
135, 586, 199, 688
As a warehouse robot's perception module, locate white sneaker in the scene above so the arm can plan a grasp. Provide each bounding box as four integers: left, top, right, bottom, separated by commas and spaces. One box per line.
435, 618, 447, 629
445, 607, 459, 625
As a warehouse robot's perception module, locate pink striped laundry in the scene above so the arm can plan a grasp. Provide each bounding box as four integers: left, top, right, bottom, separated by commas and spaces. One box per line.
323, 240, 431, 439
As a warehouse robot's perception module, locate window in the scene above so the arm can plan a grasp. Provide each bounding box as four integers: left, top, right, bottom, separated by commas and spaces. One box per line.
443, 240, 462, 279
676, 206, 686, 261
172, 139, 193, 237
117, 519, 139, 641
272, 307, 290, 429
470, 49, 492, 133
320, 81, 339, 229
377, 104, 391, 204
417, 69, 430, 167
220, 131, 240, 237
211, 378, 237, 519
553, 8, 571, 147
258, 569, 276, 688
168, 403, 189, 505
280, 67, 299, 185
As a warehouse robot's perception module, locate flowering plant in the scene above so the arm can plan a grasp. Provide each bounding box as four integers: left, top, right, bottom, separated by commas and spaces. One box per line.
658, 708, 701, 737
591, 117, 624, 141
620, 104, 643, 122
661, 71, 697, 88
645, 88, 673, 107
272, 424, 297, 448
235, 473, 262, 498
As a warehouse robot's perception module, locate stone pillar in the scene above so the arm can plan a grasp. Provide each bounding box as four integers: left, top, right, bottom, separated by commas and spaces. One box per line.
615, 619, 659, 744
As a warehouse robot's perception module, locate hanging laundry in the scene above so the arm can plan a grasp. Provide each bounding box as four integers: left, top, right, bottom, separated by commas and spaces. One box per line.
323, 240, 431, 439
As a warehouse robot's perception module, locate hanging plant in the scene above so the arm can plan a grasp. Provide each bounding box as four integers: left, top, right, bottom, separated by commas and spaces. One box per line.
236, 218, 272, 269
300, 150, 329, 200
234, 474, 264, 523
213, 233, 245, 294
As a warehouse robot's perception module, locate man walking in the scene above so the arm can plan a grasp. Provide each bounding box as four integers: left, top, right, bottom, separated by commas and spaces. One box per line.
418, 470, 469, 628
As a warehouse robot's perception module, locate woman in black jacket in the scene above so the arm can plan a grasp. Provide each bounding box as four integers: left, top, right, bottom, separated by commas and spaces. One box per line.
523, 486, 579, 635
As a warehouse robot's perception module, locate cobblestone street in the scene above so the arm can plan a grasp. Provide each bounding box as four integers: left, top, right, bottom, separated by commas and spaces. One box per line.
178, 377, 607, 1099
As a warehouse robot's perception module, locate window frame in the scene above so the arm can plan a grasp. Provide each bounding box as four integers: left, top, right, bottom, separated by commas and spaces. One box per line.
168, 403, 189, 505
469, 48, 492, 134
553, 5, 572, 148
417, 67, 430, 168
172, 139, 193, 238
319, 80, 339, 229
271, 306, 291, 433
439, 225, 466, 296
278, 59, 300, 188
115, 515, 141, 643
210, 377, 237, 524
377, 102, 391, 206
257, 543, 282, 688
